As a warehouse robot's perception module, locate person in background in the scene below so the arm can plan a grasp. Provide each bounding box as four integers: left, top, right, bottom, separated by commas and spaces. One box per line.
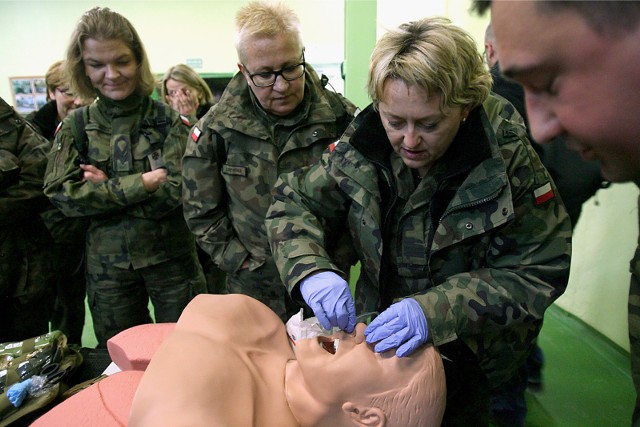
26, 60, 92, 345
483, 22, 604, 426
0, 96, 56, 342
160, 63, 225, 295
43, 7, 205, 348
473, 2, 640, 425
26, 60, 87, 140
182, 0, 358, 322
160, 63, 215, 121
266, 17, 571, 425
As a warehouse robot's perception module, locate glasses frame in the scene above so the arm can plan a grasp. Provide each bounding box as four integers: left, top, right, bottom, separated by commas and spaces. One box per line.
56, 87, 76, 97
243, 50, 306, 88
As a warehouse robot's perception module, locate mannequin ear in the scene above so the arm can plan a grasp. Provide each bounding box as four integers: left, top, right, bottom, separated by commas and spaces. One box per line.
342, 402, 386, 427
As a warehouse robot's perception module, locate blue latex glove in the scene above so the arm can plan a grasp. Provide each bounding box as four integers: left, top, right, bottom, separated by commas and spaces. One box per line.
300, 271, 356, 332
364, 298, 428, 357
7, 378, 32, 407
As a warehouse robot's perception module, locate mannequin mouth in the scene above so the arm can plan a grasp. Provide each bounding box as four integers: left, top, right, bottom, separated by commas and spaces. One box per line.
317, 336, 339, 354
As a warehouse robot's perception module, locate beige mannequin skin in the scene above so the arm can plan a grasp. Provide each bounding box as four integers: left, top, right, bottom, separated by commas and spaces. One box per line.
129, 294, 446, 427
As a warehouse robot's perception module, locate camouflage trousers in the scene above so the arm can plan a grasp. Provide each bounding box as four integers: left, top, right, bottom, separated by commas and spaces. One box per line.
0, 224, 56, 343
51, 242, 86, 345
226, 259, 301, 323
440, 342, 491, 427
630, 196, 640, 425
86, 252, 206, 348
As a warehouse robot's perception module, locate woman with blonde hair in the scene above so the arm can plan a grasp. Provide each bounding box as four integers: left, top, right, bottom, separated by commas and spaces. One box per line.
44, 7, 205, 348
267, 17, 571, 425
160, 63, 215, 120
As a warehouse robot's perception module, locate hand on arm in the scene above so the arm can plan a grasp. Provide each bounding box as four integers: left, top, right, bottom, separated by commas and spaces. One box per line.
141, 168, 167, 192
80, 164, 108, 183
364, 298, 428, 357
300, 271, 356, 333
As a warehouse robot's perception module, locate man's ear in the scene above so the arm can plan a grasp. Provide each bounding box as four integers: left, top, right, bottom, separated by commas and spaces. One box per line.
342, 402, 386, 427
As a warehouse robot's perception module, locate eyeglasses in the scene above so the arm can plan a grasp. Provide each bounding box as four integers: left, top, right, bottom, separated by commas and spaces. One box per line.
166, 88, 192, 99
56, 87, 76, 97
243, 51, 306, 88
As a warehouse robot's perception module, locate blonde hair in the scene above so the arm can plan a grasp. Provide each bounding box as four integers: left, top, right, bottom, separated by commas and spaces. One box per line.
160, 64, 215, 107
234, 1, 303, 64
44, 60, 66, 101
368, 17, 491, 112
64, 7, 156, 100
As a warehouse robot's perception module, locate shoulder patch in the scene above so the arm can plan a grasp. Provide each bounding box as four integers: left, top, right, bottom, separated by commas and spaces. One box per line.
534, 182, 555, 205
191, 126, 202, 142
180, 115, 191, 126
329, 139, 339, 152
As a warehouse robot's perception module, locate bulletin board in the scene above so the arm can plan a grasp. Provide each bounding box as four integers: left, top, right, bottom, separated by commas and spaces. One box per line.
9, 76, 47, 115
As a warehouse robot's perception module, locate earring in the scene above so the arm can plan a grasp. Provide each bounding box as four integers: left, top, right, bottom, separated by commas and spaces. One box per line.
461, 117, 467, 123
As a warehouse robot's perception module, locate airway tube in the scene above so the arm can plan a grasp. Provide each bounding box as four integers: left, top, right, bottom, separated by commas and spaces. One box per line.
285, 309, 336, 345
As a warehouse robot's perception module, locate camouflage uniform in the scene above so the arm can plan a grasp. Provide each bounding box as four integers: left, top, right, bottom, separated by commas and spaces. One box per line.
0, 96, 56, 342
27, 100, 87, 345
631, 192, 640, 426
182, 66, 357, 321
43, 94, 205, 347
266, 95, 571, 424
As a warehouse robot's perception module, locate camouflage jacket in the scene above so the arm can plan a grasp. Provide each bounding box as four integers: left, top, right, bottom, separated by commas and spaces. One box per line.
43, 94, 195, 269
266, 95, 571, 387
0, 96, 54, 298
182, 66, 357, 274
0, 97, 49, 222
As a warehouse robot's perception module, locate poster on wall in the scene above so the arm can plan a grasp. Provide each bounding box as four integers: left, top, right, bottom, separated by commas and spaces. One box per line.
9, 77, 47, 115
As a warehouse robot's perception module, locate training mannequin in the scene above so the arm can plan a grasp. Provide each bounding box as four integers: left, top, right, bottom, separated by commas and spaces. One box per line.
129, 294, 446, 427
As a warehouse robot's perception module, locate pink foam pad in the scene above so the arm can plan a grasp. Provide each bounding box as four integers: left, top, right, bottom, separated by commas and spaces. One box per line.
107, 323, 176, 371
31, 370, 144, 427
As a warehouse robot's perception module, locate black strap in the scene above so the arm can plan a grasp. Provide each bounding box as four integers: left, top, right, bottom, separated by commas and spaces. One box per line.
72, 107, 90, 166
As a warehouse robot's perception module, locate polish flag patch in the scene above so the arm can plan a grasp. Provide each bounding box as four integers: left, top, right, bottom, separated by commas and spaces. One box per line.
329, 139, 339, 152
180, 115, 191, 126
534, 182, 555, 205
191, 126, 202, 142
54, 121, 63, 137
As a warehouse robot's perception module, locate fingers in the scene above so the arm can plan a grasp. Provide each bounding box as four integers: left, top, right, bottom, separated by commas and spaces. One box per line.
396, 336, 421, 358
312, 305, 332, 331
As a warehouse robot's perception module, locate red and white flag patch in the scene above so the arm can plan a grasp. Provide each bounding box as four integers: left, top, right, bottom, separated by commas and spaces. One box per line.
54, 121, 63, 137
534, 182, 554, 205
329, 139, 339, 152
191, 126, 202, 142
180, 115, 191, 126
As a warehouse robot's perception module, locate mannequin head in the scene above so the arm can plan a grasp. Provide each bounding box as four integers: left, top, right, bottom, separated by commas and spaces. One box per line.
287, 323, 446, 427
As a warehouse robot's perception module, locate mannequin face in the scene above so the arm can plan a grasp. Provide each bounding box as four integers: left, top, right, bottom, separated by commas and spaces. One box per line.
294, 323, 420, 403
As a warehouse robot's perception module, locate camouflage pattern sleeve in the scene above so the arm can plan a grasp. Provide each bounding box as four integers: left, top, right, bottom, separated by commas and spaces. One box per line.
0, 115, 49, 224
126, 112, 189, 220
182, 120, 249, 274
266, 155, 352, 294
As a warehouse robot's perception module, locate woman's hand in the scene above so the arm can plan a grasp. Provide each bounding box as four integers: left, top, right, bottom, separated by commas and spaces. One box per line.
141, 168, 168, 192
166, 89, 198, 117
80, 163, 108, 183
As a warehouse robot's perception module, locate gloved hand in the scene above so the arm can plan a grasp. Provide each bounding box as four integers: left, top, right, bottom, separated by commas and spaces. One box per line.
364, 298, 428, 357
300, 271, 356, 333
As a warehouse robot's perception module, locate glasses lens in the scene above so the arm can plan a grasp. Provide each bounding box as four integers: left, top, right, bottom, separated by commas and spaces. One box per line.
57, 87, 75, 97
282, 63, 305, 81
252, 73, 276, 87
